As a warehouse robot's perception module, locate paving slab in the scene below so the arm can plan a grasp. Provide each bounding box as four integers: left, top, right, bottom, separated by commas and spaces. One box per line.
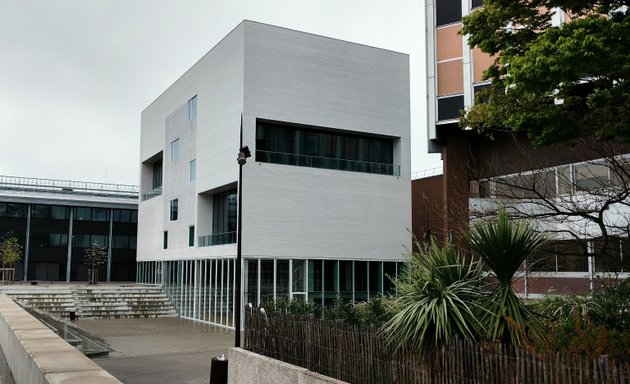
74, 318, 233, 384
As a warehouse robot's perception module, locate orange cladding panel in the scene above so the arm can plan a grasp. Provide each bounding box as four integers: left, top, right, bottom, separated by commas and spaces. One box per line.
436, 25, 463, 62
437, 59, 464, 96
472, 48, 495, 83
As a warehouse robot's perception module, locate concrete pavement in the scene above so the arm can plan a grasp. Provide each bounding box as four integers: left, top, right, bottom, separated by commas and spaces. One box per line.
74, 318, 233, 384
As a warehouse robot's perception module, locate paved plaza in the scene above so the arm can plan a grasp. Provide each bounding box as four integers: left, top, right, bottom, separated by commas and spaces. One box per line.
75, 317, 233, 384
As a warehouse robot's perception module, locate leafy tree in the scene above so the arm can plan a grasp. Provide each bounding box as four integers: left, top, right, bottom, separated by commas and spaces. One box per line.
0, 233, 22, 268
461, 0, 630, 146
382, 241, 487, 356
84, 242, 108, 284
469, 208, 546, 345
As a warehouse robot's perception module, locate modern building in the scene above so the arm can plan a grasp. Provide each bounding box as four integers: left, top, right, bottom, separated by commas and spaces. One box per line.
137, 21, 411, 327
424, 0, 630, 294
0, 175, 138, 282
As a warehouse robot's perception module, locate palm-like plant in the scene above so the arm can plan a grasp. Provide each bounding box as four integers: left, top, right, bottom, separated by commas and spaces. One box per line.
470, 207, 546, 346
382, 241, 487, 356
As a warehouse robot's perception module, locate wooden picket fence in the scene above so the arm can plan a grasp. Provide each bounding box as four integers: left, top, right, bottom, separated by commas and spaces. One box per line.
244, 307, 630, 384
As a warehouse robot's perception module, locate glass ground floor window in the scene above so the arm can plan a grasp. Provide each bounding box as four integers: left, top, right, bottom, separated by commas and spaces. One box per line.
137, 259, 234, 328
137, 258, 403, 328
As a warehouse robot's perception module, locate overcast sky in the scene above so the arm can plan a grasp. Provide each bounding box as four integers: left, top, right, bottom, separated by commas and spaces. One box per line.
0, 0, 441, 186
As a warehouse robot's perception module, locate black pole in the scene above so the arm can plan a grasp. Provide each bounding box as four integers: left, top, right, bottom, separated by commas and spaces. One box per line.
235, 162, 243, 347
235, 115, 244, 348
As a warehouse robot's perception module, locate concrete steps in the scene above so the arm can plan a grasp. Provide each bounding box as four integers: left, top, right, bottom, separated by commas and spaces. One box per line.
0, 287, 76, 319
0, 285, 177, 319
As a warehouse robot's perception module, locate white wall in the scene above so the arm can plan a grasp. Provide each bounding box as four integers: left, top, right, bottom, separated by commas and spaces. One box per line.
138, 23, 245, 261
139, 21, 411, 263
241, 21, 411, 261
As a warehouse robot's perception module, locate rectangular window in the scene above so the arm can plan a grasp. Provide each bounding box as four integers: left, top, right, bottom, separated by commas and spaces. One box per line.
188, 226, 195, 247
113, 209, 131, 223
437, 95, 465, 121
170, 139, 180, 163
212, 189, 237, 239
255, 120, 397, 176
31, 204, 70, 219
5, 203, 26, 218
92, 208, 108, 222
188, 96, 197, 120
436, 0, 462, 26
91, 234, 108, 247
114, 235, 130, 249
152, 160, 163, 189
51, 206, 69, 220
574, 162, 610, 191
31, 205, 51, 219
170, 199, 178, 221
75, 207, 92, 221
50, 233, 68, 247
163, 231, 168, 249
189, 159, 196, 181
261, 260, 274, 302
73, 234, 90, 248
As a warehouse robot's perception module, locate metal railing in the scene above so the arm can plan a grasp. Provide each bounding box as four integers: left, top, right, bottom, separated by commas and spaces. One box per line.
141, 187, 162, 201
198, 232, 236, 247
0, 174, 138, 199
256, 151, 401, 176
411, 166, 443, 180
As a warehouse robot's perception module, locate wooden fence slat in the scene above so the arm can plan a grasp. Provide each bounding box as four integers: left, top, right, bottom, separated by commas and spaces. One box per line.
243, 308, 630, 384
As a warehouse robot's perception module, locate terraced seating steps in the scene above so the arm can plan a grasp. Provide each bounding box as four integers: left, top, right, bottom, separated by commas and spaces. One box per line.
0, 285, 177, 319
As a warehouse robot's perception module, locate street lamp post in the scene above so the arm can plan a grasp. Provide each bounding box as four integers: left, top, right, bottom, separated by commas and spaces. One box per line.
235, 118, 250, 348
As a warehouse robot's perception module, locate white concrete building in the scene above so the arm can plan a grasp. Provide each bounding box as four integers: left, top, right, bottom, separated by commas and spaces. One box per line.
137, 21, 411, 327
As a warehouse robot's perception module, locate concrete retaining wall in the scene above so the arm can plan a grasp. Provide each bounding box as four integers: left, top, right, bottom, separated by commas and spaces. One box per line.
0, 294, 121, 384
228, 348, 348, 384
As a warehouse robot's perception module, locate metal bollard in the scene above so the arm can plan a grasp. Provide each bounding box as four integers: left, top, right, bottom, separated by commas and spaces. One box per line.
209, 354, 228, 384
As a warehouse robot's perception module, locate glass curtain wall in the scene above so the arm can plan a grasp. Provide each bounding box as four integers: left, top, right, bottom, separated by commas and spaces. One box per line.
138, 258, 403, 328
137, 259, 235, 328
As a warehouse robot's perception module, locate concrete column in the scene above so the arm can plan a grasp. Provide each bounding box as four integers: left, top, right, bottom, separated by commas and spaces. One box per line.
107, 208, 113, 282
23, 204, 31, 281
65, 207, 74, 282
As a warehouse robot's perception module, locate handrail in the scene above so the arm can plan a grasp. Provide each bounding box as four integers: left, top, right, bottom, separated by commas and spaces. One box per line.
0, 174, 138, 198
199, 232, 236, 247
256, 150, 401, 176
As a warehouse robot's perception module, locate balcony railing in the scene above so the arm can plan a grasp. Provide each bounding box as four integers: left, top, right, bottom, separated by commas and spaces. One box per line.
199, 232, 236, 247
141, 187, 162, 201
256, 151, 401, 176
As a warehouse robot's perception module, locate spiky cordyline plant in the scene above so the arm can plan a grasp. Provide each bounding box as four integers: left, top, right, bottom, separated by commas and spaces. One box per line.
382, 241, 487, 356
470, 207, 547, 346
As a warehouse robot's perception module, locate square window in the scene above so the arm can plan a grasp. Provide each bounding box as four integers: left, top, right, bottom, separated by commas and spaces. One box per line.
170, 199, 178, 221
170, 139, 180, 163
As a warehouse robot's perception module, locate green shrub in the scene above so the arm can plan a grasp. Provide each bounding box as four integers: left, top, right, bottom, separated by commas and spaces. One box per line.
259, 295, 396, 327
531, 279, 630, 360
382, 241, 487, 355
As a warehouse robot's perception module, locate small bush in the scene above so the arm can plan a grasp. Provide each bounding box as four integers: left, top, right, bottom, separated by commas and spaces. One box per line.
259, 295, 396, 327
531, 279, 630, 360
